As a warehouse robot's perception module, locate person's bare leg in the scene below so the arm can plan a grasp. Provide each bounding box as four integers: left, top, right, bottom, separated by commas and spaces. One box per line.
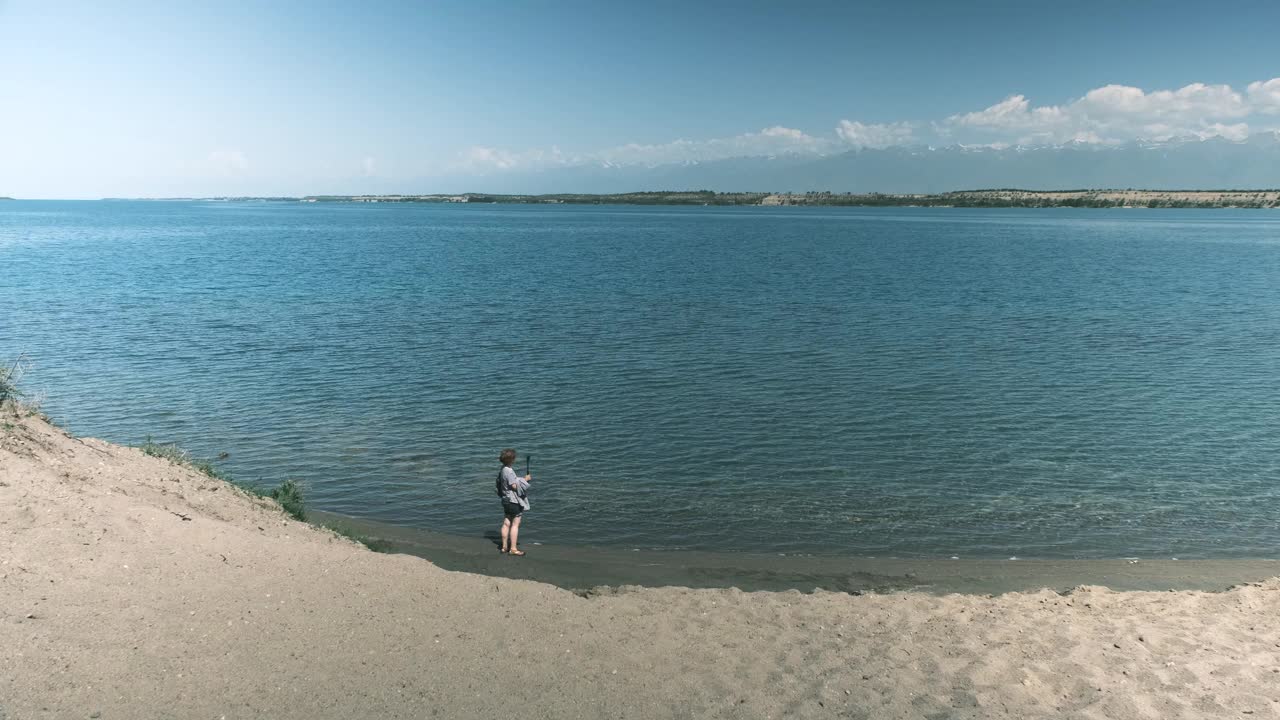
500, 517, 511, 552
509, 516, 523, 555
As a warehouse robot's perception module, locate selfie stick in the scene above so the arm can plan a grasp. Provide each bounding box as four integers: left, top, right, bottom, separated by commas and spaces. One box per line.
525, 454, 531, 476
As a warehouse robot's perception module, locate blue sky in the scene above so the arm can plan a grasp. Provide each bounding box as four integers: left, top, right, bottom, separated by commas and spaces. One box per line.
2, 0, 1279, 197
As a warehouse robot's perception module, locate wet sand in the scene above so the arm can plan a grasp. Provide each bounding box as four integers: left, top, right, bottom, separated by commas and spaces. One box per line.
311, 510, 1280, 595
5, 413, 1280, 719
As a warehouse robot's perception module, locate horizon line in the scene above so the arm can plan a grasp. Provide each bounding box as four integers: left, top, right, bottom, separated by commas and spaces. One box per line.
8, 187, 1280, 202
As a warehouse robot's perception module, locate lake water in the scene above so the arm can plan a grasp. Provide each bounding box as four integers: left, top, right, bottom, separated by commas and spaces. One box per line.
3, 200, 1280, 559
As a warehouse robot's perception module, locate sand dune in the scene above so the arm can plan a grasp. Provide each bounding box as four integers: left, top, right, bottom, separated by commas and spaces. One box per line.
3, 413, 1279, 719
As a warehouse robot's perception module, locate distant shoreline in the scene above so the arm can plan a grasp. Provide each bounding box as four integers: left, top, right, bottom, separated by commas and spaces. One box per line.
91, 189, 1280, 208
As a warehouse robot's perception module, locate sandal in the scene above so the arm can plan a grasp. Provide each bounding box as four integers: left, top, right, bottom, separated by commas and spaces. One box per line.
509, 550, 526, 557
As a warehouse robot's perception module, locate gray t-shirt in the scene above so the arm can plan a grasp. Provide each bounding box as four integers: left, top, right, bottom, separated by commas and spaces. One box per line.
499, 466, 530, 511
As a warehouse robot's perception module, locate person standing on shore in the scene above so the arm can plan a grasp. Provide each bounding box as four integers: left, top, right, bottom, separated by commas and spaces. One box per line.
496, 448, 531, 556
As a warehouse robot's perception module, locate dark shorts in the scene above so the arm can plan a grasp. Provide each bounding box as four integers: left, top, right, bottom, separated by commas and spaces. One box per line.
502, 501, 525, 520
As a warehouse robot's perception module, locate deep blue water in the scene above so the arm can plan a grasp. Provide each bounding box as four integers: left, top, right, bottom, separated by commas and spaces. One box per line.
3, 200, 1280, 558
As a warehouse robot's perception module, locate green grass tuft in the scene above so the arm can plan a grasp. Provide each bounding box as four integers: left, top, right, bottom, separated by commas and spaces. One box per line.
1, 355, 44, 417
269, 478, 306, 521
140, 436, 191, 465
189, 457, 231, 481
141, 437, 235, 482
0, 358, 19, 406
139, 437, 306, 520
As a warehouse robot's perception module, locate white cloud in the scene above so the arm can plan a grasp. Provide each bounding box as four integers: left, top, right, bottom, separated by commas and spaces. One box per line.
949, 95, 1068, 134
599, 126, 828, 165
456, 145, 572, 173
1196, 122, 1250, 141
1079, 82, 1248, 120
460, 146, 516, 170
362, 156, 376, 176
456, 127, 831, 173
946, 79, 1273, 144
1248, 78, 1280, 114
759, 125, 808, 140
450, 77, 1280, 176
207, 149, 248, 174
835, 120, 916, 147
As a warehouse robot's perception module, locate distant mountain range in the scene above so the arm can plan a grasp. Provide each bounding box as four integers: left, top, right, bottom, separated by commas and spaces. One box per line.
461, 134, 1280, 194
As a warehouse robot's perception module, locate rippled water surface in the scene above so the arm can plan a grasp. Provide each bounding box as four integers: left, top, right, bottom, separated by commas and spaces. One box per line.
3, 200, 1280, 558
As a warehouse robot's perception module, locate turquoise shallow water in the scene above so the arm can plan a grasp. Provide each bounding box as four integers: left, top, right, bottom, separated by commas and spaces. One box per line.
3, 200, 1279, 558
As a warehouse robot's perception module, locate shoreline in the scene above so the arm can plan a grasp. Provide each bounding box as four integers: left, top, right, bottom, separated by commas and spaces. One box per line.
39, 189, 1280, 208
310, 510, 1280, 595
6, 412, 1280, 718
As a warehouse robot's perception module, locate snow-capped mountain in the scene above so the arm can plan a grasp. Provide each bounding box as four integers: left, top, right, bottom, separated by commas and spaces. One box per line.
453, 134, 1280, 194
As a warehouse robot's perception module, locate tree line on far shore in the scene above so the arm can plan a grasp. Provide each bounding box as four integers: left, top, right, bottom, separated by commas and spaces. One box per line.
301, 189, 1280, 208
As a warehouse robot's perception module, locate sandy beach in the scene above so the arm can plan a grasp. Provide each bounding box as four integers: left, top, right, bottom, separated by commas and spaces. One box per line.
4, 413, 1280, 719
